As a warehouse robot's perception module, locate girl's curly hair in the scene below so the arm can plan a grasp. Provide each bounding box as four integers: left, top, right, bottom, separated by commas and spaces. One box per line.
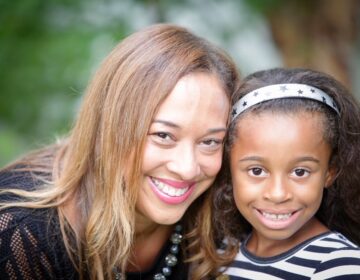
214, 68, 360, 253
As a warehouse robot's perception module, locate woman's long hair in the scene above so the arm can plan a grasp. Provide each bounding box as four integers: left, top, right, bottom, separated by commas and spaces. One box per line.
213, 68, 360, 262
0, 24, 240, 279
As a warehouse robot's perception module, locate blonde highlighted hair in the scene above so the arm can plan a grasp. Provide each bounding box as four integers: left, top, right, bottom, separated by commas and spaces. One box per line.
0, 24, 240, 279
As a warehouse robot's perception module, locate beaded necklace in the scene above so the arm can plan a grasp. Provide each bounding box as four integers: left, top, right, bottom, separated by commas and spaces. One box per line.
114, 224, 183, 280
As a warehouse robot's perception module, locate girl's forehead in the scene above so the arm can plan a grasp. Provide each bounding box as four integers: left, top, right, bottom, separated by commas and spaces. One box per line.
238, 109, 324, 123
231, 111, 331, 159
234, 110, 327, 139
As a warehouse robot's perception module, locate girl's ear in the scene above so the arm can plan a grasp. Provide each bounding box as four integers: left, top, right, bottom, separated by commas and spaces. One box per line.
325, 166, 337, 188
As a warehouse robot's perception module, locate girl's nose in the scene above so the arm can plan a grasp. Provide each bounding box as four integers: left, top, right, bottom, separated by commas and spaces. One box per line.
263, 176, 291, 203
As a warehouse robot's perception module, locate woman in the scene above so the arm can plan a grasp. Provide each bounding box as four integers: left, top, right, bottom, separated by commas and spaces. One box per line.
0, 24, 240, 279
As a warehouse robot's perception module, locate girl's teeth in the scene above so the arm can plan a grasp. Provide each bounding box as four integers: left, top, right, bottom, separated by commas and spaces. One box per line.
262, 211, 292, 221
152, 179, 189, 197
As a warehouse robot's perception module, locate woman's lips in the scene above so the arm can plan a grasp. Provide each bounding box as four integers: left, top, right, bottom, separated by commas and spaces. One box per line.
149, 177, 196, 204
152, 178, 189, 197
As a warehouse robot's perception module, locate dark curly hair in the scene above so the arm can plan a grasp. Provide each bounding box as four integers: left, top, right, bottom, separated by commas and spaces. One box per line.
213, 68, 360, 259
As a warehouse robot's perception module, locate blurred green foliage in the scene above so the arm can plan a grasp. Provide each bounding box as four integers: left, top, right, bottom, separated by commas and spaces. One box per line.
0, 0, 131, 166
0, 0, 358, 167
242, 0, 284, 13
0, 0, 309, 167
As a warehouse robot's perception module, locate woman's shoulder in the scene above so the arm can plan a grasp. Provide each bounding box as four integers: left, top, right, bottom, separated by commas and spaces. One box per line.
0, 192, 57, 234
0, 165, 56, 232
0, 165, 49, 189
0, 168, 78, 279
0, 206, 77, 279
0, 143, 58, 191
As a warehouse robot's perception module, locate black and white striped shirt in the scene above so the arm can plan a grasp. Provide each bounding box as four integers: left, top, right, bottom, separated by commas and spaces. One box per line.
221, 232, 360, 280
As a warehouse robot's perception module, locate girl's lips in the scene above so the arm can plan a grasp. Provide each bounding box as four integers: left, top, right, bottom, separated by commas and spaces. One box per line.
258, 208, 297, 215
254, 208, 301, 229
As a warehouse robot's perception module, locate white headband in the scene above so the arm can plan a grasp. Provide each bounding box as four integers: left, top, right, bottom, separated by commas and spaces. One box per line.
231, 83, 340, 121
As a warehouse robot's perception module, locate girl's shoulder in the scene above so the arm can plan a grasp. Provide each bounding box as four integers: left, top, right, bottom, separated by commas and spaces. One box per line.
311, 231, 359, 250
219, 232, 360, 279
311, 232, 360, 279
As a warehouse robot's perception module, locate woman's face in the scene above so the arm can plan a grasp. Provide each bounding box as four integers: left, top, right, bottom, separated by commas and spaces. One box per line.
137, 72, 229, 226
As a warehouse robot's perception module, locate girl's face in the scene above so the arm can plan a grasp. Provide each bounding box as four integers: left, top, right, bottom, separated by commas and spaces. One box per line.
137, 72, 229, 227
230, 111, 334, 255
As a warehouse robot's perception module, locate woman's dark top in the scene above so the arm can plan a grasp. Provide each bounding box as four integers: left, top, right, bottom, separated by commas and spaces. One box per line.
0, 169, 188, 279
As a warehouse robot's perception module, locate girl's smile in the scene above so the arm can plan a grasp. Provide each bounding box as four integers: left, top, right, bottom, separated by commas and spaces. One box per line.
254, 207, 302, 230
230, 111, 335, 256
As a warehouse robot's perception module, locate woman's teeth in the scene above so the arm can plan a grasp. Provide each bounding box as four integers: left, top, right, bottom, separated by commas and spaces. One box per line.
262, 211, 292, 221
152, 179, 189, 197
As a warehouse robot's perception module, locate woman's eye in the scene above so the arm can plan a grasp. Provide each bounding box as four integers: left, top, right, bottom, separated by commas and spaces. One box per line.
248, 167, 267, 177
202, 139, 221, 146
291, 168, 310, 178
149, 132, 174, 145
155, 132, 171, 140
199, 139, 223, 152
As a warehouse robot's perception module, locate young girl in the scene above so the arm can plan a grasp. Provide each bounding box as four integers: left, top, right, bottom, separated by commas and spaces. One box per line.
214, 68, 360, 279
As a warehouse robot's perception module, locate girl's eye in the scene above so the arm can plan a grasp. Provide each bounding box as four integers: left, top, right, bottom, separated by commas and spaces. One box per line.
248, 167, 267, 177
291, 168, 310, 178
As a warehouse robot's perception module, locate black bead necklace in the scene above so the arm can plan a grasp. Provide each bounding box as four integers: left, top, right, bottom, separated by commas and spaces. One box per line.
114, 224, 183, 280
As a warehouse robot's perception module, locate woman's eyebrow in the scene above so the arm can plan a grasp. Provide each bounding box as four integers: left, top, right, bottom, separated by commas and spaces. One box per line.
152, 119, 180, 128
153, 119, 227, 133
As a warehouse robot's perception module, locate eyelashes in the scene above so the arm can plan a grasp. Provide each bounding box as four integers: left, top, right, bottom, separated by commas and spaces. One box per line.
148, 131, 224, 153
247, 167, 311, 178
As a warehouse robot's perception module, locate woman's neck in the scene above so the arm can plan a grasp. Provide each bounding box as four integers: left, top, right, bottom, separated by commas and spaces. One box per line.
127, 219, 173, 272
60, 190, 83, 234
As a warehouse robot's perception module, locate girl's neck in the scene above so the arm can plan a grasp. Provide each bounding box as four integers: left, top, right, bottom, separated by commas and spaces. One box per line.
247, 217, 329, 258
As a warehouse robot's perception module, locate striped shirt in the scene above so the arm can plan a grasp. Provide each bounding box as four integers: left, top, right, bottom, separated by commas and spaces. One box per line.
220, 232, 360, 280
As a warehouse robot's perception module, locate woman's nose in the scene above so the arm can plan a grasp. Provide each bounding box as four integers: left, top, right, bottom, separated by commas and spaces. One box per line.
166, 143, 201, 181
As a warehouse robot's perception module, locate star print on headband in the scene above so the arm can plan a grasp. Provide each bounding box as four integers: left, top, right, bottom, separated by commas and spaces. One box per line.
231, 83, 340, 121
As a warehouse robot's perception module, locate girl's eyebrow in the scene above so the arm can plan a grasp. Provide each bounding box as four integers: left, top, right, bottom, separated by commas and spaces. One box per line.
238, 156, 264, 162
293, 156, 320, 164
153, 119, 227, 134
238, 156, 320, 163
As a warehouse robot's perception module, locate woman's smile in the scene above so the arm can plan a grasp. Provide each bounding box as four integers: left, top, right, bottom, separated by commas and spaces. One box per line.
149, 176, 195, 204
137, 72, 229, 225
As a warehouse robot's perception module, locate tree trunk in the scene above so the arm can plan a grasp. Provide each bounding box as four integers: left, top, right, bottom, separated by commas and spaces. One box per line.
265, 0, 359, 89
